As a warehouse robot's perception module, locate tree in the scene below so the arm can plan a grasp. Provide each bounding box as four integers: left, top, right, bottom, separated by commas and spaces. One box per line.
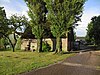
24, 0, 48, 52
45, 0, 86, 53
8, 14, 28, 52
85, 22, 94, 44
0, 7, 9, 37
86, 15, 100, 45
0, 7, 12, 50
0, 7, 28, 52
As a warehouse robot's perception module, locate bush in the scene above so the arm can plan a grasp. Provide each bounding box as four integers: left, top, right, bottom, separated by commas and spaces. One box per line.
15, 38, 21, 50
42, 41, 51, 52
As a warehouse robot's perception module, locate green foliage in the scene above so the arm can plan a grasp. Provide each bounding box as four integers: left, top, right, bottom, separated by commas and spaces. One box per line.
0, 38, 4, 49
0, 7, 11, 50
86, 15, 100, 45
0, 7, 9, 36
25, 0, 47, 39
0, 37, 11, 51
45, 0, 86, 37
24, 0, 48, 52
85, 22, 94, 44
15, 38, 21, 50
0, 6, 28, 52
9, 14, 28, 33
42, 41, 51, 52
45, 0, 86, 52
8, 14, 28, 52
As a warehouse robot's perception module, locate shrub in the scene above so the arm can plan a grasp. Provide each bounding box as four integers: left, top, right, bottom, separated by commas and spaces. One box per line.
15, 38, 21, 50
42, 41, 51, 52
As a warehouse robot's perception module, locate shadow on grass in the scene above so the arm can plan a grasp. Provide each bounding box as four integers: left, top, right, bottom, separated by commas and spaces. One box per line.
63, 51, 79, 54
0, 48, 11, 51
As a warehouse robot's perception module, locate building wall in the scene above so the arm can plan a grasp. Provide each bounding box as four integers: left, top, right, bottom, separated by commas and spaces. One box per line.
62, 38, 68, 52
21, 38, 68, 52
30, 39, 37, 50
21, 39, 30, 50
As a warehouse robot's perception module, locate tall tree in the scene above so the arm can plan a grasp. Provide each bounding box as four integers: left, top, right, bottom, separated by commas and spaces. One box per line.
24, 0, 48, 52
0, 7, 9, 37
0, 7, 12, 50
45, 0, 86, 53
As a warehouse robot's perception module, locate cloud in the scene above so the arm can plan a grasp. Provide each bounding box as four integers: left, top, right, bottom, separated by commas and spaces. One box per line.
5, 7, 28, 18
75, 7, 100, 37
5, 0, 10, 2
0, 0, 11, 5
75, 0, 100, 37
21, 11, 30, 20
0, 0, 10, 3
0, 0, 29, 18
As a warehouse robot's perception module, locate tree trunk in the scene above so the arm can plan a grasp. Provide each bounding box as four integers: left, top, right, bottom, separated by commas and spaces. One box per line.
67, 31, 71, 51
7, 37, 15, 52
51, 38, 56, 52
7, 36, 15, 52
37, 38, 42, 52
12, 45, 15, 52
4, 44, 6, 49
67, 27, 74, 51
56, 37, 61, 53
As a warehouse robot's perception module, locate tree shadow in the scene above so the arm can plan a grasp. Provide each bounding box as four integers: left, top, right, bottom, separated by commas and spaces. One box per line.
63, 51, 79, 54
0, 48, 11, 51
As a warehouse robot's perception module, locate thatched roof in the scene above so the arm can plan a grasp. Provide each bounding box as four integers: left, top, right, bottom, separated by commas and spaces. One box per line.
21, 26, 35, 39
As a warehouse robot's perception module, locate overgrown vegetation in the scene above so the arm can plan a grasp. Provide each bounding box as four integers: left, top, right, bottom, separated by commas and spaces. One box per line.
42, 41, 51, 52
0, 51, 73, 75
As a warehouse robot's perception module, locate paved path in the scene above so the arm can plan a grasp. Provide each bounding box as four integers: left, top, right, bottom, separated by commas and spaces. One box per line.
20, 51, 100, 75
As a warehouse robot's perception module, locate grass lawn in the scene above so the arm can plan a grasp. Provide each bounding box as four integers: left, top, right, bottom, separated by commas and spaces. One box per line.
0, 51, 73, 75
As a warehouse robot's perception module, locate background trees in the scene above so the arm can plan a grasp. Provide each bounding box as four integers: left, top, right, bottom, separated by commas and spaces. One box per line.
85, 22, 94, 44
24, 0, 48, 52
86, 15, 100, 45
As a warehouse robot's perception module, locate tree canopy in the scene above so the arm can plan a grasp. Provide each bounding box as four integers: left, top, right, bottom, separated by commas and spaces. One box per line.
0, 7, 28, 51
45, 0, 86, 52
86, 15, 100, 45
24, 0, 48, 52
0, 7, 9, 37
8, 14, 28, 52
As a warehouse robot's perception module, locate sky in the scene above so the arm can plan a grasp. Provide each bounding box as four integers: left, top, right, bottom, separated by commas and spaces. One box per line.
0, 0, 100, 37
75, 0, 100, 37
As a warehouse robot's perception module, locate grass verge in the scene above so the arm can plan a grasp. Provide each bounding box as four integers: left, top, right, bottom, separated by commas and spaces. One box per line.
0, 51, 74, 75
